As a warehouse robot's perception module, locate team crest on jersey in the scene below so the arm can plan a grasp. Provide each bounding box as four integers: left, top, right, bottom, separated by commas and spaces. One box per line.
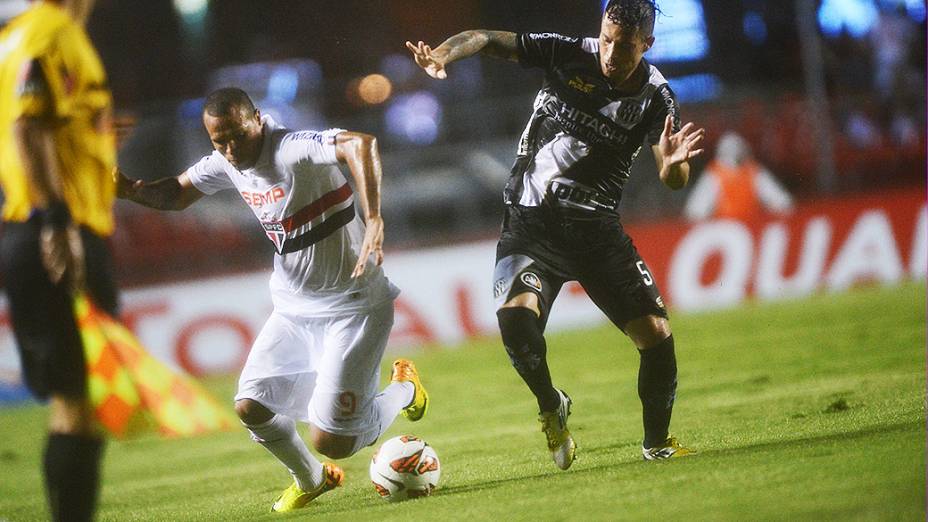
656, 296, 665, 309
520, 272, 543, 292
261, 220, 286, 253
599, 99, 645, 128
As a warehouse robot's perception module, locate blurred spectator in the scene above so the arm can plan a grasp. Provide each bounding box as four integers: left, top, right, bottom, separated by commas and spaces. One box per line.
869, 4, 918, 101
684, 132, 793, 222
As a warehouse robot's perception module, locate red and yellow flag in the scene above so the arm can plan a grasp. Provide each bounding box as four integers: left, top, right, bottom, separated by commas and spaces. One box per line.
75, 294, 237, 438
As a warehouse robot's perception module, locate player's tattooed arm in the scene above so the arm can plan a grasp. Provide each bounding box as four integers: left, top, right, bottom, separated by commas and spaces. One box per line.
335, 131, 385, 277
406, 30, 517, 79
652, 115, 706, 190
113, 168, 204, 210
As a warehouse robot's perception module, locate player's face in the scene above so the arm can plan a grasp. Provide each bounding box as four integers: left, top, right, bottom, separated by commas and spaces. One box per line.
598, 17, 654, 84
203, 108, 264, 170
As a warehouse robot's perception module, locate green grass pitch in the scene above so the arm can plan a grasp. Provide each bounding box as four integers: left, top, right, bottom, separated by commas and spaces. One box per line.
1, 282, 924, 521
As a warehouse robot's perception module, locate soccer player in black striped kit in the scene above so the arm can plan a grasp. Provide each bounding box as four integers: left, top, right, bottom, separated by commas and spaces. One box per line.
408, 0, 705, 468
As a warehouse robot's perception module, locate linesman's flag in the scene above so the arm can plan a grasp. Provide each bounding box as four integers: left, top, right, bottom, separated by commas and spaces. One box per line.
75, 294, 237, 438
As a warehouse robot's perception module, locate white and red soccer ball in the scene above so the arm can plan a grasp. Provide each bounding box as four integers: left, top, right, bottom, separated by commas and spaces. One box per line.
369, 435, 441, 502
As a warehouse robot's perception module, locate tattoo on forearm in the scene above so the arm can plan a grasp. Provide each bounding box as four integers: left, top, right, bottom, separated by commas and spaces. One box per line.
442, 30, 517, 62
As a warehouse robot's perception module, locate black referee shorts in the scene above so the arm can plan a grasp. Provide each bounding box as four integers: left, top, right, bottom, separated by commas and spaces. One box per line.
493, 205, 666, 331
0, 218, 119, 400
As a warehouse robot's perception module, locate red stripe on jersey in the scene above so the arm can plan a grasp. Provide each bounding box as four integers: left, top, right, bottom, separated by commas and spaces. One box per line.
280, 184, 353, 233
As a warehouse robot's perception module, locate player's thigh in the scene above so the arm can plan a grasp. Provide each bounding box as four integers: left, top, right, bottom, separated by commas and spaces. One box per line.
578, 251, 669, 341
0, 220, 86, 400
235, 312, 317, 422
493, 253, 564, 325
308, 301, 394, 436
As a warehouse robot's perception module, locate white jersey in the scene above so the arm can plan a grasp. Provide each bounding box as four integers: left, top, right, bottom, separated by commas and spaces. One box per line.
187, 115, 398, 316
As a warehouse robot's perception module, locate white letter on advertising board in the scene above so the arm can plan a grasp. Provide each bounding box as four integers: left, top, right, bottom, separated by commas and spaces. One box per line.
669, 221, 753, 311
756, 218, 832, 300
826, 211, 903, 291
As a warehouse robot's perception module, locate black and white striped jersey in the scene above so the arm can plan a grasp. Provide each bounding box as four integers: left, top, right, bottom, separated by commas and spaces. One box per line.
505, 32, 682, 208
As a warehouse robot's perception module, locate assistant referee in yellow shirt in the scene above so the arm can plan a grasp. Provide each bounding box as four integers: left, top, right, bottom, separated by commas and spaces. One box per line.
0, 1, 118, 520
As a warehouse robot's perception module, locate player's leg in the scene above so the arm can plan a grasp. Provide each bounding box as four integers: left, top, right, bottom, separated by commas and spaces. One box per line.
493, 253, 576, 469
578, 245, 694, 460
0, 221, 106, 522
494, 255, 564, 413
306, 300, 418, 459
622, 314, 691, 459
233, 312, 333, 511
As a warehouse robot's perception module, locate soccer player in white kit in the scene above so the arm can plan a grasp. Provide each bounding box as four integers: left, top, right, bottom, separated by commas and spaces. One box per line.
114, 88, 429, 512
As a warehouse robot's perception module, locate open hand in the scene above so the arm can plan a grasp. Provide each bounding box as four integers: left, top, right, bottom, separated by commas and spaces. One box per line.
352, 216, 384, 278
658, 114, 706, 167
40, 223, 85, 292
405, 40, 448, 79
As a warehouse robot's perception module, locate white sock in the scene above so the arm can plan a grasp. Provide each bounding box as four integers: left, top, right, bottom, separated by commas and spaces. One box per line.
354, 381, 415, 451
245, 415, 323, 491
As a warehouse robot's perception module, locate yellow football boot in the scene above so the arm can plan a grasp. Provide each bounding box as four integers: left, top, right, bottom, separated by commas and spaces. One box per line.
538, 388, 576, 470
642, 436, 696, 461
271, 462, 344, 513
392, 359, 429, 421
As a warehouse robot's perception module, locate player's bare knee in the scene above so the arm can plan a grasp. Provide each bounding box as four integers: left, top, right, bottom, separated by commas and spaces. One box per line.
626, 315, 672, 349
235, 399, 273, 425
499, 292, 541, 316
311, 430, 355, 459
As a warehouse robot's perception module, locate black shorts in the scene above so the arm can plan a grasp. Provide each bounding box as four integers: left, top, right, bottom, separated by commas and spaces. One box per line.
493, 205, 666, 331
0, 218, 119, 400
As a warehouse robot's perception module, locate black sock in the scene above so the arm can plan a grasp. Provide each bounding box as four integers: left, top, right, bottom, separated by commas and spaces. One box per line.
638, 335, 677, 448
44, 433, 104, 522
497, 307, 560, 412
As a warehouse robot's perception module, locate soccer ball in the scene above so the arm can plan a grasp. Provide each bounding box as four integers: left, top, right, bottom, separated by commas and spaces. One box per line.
369, 435, 441, 502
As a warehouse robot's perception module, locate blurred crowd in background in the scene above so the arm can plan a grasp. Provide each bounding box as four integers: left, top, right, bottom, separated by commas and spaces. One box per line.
1, 0, 925, 286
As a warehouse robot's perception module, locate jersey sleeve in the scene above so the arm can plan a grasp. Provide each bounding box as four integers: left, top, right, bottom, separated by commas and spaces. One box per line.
517, 32, 580, 70
278, 128, 345, 167
185, 153, 234, 195
646, 84, 682, 146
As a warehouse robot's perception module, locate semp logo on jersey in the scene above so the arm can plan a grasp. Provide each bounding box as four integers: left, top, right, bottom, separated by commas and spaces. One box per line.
520, 272, 543, 292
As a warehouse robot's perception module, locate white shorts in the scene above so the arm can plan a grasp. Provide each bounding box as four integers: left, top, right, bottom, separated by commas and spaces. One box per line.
234, 300, 394, 436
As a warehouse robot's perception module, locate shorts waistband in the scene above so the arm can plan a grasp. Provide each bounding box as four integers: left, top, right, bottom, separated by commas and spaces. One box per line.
547, 180, 619, 214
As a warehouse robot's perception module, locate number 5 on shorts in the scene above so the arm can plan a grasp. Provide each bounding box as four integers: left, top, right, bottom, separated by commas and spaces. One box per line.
636, 261, 654, 286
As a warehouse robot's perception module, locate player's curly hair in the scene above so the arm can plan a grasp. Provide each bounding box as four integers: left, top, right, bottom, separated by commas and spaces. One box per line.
203, 87, 256, 117
604, 0, 660, 37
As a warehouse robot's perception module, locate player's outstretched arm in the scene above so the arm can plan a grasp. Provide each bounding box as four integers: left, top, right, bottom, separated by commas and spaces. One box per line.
405, 30, 517, 79
114, 168, 204, 211
652, 115, 706, 190
335, 132, 385, 278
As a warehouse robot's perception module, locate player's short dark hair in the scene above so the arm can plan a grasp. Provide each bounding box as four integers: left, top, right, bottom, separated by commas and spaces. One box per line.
603, 0, 660, 37
203, 87, 256, 117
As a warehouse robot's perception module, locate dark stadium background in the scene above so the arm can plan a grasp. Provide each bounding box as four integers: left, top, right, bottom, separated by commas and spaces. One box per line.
0, 0, 924, 287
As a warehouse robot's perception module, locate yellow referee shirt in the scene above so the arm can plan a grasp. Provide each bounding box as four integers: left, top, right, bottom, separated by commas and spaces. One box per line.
0, 1, 115, 236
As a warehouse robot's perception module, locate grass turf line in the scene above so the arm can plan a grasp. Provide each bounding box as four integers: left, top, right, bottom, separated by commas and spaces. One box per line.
0, 282, 924, 521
